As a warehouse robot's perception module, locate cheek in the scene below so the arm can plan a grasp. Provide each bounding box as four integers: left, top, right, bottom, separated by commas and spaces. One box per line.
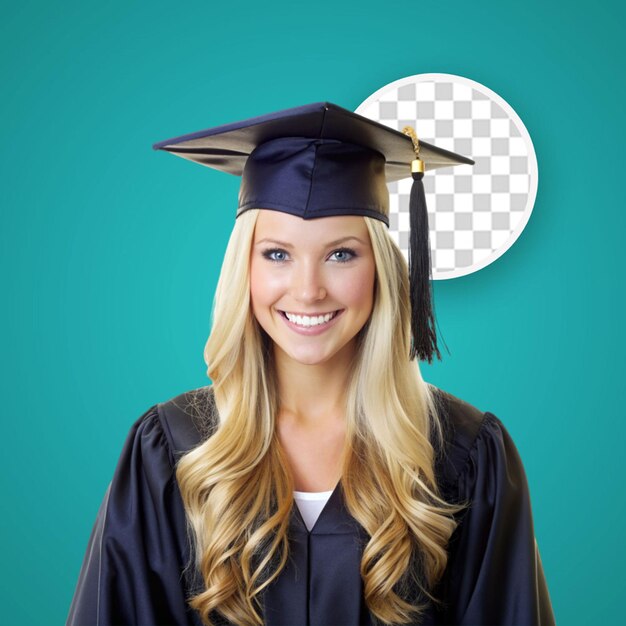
332, 263, 376, 310
249, 261, 285, 310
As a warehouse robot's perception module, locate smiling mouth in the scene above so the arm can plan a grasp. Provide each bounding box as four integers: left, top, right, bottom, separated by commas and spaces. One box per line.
279, 309, 342, 328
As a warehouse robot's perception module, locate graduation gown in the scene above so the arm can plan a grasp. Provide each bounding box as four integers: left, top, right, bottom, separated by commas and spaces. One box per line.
67, 387, 555, 626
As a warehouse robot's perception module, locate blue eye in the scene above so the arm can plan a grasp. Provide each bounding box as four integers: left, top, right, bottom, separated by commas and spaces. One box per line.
262, 248, 289, 262
330, 248, 356, 263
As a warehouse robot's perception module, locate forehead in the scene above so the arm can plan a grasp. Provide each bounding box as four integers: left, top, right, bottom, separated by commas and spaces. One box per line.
253, 209, 371, 244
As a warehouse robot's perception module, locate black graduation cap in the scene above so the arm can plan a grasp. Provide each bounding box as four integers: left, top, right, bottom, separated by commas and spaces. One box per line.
153, 102, 474, 362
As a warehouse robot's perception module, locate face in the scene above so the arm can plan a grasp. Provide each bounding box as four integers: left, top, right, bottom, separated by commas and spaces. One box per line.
250, 210, 376, 368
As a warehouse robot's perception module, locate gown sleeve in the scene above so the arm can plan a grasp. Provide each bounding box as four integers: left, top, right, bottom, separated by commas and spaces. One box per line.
66, 405, 202, 626
441, 412, 555, 626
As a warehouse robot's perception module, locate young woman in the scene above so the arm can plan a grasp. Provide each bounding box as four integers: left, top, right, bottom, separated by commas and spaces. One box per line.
67, 103, 555, 625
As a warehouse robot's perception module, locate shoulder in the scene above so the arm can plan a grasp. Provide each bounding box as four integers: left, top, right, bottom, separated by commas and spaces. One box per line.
154, 385, 218, 462
122, 386, 216, 470
430, 386, 512, 498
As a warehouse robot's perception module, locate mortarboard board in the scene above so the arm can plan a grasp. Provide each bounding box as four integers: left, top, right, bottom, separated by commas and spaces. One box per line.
153, 102, 474, 362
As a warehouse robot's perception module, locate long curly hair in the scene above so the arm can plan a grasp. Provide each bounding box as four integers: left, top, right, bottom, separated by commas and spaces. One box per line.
176, 209, 463, 625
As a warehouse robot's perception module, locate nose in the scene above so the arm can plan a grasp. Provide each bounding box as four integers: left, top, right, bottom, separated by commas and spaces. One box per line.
291, 261, 327, 303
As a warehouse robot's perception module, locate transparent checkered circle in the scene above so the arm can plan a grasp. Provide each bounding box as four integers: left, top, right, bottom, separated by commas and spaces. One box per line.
356, 74, 538, 280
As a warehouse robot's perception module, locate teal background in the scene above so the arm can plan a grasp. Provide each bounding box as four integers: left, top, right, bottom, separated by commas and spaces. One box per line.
1, 0, 624, 623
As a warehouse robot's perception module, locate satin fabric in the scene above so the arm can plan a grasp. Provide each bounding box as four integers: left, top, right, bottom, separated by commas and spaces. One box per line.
238, 137, 391, 223
67, 387, 555, 625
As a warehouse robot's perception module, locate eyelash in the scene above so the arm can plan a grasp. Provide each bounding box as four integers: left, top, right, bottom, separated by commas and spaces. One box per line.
261, 247, 357, 264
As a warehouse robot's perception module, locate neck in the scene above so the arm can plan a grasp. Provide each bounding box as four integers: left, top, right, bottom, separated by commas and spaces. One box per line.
274, 343, 354, 426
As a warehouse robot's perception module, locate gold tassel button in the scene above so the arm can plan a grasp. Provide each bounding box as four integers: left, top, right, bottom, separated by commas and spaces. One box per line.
411, 159, 425, 174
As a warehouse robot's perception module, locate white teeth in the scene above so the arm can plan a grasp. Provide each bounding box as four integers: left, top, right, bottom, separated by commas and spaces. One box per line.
284, 311, 337, 327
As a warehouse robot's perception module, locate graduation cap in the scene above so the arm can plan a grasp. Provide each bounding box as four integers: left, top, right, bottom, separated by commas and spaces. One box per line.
153, 102, 474, 362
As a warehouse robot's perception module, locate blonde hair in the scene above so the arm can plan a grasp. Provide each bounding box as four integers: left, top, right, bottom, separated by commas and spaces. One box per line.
176, 209, 462, 625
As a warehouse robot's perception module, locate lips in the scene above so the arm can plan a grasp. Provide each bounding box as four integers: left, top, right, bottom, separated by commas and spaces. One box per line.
277, 308, 344, 334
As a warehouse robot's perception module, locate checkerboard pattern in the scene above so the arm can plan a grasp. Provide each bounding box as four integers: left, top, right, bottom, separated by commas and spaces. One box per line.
357, 77, 535, 279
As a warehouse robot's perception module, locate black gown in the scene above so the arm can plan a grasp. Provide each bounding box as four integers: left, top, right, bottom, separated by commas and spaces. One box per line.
67, 386, 555, 626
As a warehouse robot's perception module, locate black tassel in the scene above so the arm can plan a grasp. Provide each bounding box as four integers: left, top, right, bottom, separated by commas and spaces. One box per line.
408, 169, 441, 363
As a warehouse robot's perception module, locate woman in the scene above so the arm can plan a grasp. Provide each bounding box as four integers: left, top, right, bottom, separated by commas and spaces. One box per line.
67, 102, 555, 625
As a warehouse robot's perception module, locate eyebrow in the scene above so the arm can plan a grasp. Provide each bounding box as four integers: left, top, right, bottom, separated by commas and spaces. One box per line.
255, 236, 368, 248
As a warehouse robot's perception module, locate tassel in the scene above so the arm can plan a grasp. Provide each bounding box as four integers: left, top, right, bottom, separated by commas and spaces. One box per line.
402, 125, 442, 362
408, 161, 441, 363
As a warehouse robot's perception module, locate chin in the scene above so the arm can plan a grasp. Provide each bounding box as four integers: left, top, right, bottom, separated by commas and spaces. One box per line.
279, 335, 359, 367
283, 347, 337, 367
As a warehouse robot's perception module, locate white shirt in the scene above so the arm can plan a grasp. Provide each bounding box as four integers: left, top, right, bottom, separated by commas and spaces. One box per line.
293, 489, 334, 531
